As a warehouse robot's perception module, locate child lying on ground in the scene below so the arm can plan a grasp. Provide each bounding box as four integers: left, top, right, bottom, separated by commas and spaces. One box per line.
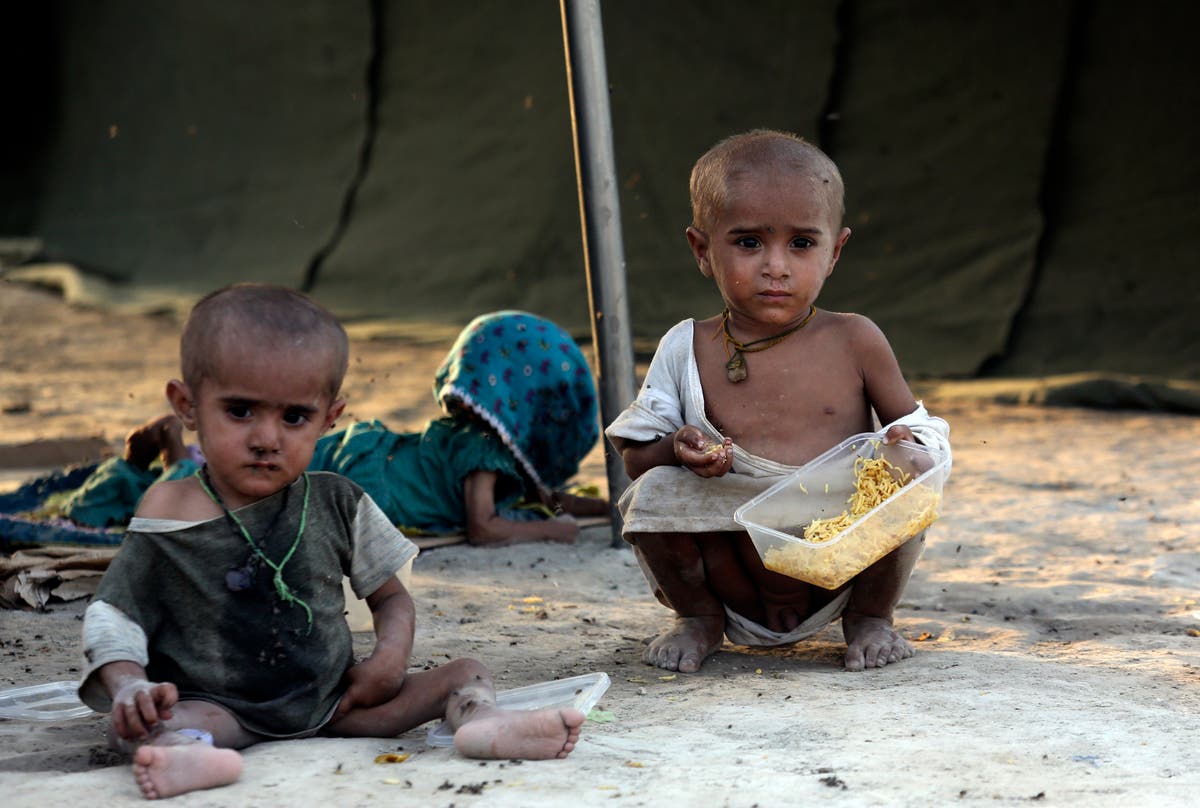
79, 285, 585, 800
605, 129, 951, 674
34, 310, 608, 547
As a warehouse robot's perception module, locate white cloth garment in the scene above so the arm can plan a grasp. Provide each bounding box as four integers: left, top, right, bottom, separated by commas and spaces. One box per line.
722, 589, 853, 647
606, 319, 952, 536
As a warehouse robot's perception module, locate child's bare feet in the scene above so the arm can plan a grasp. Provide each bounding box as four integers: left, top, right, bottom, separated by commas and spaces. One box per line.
132, 743, 243, 799
453, 707, 585, 760
123, 415, 187, 470
643, 614, 724, 673
842, 613, 914, 671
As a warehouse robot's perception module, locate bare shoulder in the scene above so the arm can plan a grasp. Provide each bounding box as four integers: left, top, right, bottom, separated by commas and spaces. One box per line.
824, 311, 916, 422
134, 477, 218, 521
815, 311, 895, 361
821, 310, 888, 343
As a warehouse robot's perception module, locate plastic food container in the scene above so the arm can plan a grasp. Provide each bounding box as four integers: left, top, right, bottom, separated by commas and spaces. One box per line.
734, 433, 949, 590
426, 671, 611, 747
0, 681, 94, 721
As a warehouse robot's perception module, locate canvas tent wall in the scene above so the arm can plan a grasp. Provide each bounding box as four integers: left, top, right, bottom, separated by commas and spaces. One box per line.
2, 0, 1197, 402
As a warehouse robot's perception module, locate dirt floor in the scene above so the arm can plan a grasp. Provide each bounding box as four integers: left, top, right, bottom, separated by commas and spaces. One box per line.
2, 280, 1200, 807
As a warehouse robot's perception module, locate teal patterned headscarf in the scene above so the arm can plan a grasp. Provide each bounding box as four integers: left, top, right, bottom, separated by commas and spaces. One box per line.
433, 311, 599, 495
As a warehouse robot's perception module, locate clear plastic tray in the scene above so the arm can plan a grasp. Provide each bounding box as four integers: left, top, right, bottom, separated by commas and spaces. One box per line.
425, 671, 610, 747
734, 433, 949, 590
0, 681, 94, 721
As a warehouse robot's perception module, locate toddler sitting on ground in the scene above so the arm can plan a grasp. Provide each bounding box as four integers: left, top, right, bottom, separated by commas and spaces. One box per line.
81, 285, 585, 799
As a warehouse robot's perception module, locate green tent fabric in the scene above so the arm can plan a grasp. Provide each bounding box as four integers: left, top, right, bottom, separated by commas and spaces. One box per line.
819, 0, 1071, 378
8, 1, 367, 308
985, 1, 1200, 380
310, 1, 588, 326
600, 0, 840, 338
2, 0, 1197, 408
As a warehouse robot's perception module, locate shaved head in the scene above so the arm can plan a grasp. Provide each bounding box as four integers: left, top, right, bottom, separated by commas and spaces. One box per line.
690, 129, 845, 233
180, 283, 348, 398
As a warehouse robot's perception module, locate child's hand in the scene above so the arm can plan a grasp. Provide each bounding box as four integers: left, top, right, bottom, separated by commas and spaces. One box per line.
881, 424, 915, 445
334, 654, 405, 720
111, 678, 178, 741
543, 514, 579, 544
334, 577, 413, 721
674, 426, 733, 478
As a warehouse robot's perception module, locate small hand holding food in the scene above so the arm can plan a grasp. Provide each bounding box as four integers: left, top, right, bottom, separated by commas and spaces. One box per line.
674, 425, 733, 478
112, 677, 179, 741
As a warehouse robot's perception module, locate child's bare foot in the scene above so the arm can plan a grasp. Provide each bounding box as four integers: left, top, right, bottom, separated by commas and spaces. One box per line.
643, 614, 724, 673
124, 415, 186, 470
842, 613, 914, 671
453, 707, 585, 760
133, 743, 243, 799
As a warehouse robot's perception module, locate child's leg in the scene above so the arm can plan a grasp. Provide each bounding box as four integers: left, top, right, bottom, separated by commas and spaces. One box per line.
841, 532, 926, 671
326, 657, 583, 760
630, 531, 730, 673
111, 699, 256, 800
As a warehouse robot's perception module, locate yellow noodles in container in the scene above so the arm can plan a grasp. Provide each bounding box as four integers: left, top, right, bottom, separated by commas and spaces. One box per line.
734, 434, 949, 590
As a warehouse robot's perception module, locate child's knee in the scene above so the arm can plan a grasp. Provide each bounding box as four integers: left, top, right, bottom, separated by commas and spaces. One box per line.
444, 656, 490, 685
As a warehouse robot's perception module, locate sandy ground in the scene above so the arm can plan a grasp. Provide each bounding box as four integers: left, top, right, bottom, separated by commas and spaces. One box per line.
2, 280, 1200, 807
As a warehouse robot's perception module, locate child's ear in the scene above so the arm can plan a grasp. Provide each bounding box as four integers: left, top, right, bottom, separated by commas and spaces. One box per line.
686, 226, 713, 277
165, 379, 198, 430
324, 398, 346, 431
827, 226, 852, 275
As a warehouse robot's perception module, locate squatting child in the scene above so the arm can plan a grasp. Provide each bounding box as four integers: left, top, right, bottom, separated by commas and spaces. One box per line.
606, 129, 952, 674
79, 284, 584, 800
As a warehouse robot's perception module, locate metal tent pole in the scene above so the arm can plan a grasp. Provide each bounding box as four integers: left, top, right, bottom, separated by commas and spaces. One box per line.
560, 0, 636, 545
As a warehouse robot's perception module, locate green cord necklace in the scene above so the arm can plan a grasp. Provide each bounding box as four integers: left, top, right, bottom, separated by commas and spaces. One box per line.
196, 467, 314, 634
